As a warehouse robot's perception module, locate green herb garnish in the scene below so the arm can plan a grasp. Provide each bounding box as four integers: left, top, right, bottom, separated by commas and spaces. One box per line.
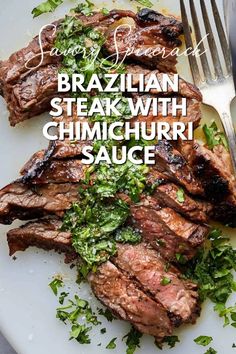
162, 335, 180, 348
70, 324, 91, 344
185, 228, 236, 327
123, 327, 142, 354
98, 308, 115, 322
56, 294, 100, 343
106, 338, 117, 349
115, 227, 141, 244
59, 291, 69, 305
176, 188, 185, 203
73, 0, 94, 16
49, 277, 63, 296
161, 277, 172, 286
176, 253, 187, 264
194, 336, 213, 346
135, 0, 153, 8
203, 121, 229, 151
32, 0, 63, 17
204, 348, 217, 354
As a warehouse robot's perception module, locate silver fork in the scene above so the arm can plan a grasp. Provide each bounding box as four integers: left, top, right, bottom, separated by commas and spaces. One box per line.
180, 0, 236, 174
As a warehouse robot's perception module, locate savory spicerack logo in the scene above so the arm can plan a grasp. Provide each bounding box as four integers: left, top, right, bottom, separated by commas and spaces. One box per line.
25, 23, 209, 71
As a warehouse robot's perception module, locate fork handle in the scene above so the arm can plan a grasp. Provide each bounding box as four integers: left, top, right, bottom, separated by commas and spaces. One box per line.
218, 107, 236, 175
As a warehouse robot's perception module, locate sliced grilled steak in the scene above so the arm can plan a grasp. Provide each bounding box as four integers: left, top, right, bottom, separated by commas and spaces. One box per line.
155, 140, 204, 196
104, 8, 183, 72
0, 182, 79, 224
0, 10, 133, 126
26, 159, 86, 184
7, 217, 76, 262
153, 183, 211, 223
190, 143, 236, 226
130, 196, 209, 260
89, 260, 173, 341
113, 243, 200, 325
7, 218, 200, 339
0, 9, 183, 126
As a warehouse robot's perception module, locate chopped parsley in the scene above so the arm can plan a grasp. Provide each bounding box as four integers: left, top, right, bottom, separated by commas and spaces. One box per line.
203, 121, 229, 151
161, 277, 172, 286
194, 336, 213, 346
62, 160, 147, 273
204, 348, 217, 354
115, 227, 141, 244
70, 324, 91, 344
162, 336, 180, 348
63, 195, 128, 266
156, 336, 180, 349
185, 228, 236, 325
175, 253, 187, 264
101, 7, 110, 15
106, 337, 117, 349
85, 161, 149, 202
176, 188, 185, 203
59, 291, 69, 305
98, 308, 115, 322
123, 327, 142, 354
49, 277, 63, 296
135, 0, 154, 8
32, 0, 63, 17
214, 303, 236, 328
56, 294, 101, 344
73, 0, 94, 16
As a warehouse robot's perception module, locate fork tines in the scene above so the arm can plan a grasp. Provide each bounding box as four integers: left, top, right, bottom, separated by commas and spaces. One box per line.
180, 0, 232, 84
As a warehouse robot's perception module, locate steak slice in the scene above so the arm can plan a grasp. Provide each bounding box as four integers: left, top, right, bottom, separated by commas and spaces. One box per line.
130, 196, 209, 261
0, 10, 135, 126
155, 140, 204, 196
113, 243, 200, 325
88, 261, 173, 341
153, 183, 211, 223
104, 8, 183, 72
7, 218, 200, 340
7, 217, 76, 262
185, 143, 236, 227
0, 9, 183, 126
23, 159, 86, 184
146, 169, 211, 223
0, 182, 79, 224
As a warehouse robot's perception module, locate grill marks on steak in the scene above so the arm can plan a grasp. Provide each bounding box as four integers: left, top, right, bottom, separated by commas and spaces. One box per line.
7, 217, 199, 340
113, 243, 200, 325
89, 261, 172, 341
7, 217, 76, 262
153, 183, 211, 223
0, 183, 79, 224
130, 196, 209, 261
155, 140, 204, 196
178, 141, 236, 227
0, 10, 132, 126
0, 21, 61, 126
104, 8, 183, 72
0, 9, 183, 126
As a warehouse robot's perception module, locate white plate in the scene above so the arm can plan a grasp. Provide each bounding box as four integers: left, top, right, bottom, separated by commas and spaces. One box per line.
0, 1, 236, 353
